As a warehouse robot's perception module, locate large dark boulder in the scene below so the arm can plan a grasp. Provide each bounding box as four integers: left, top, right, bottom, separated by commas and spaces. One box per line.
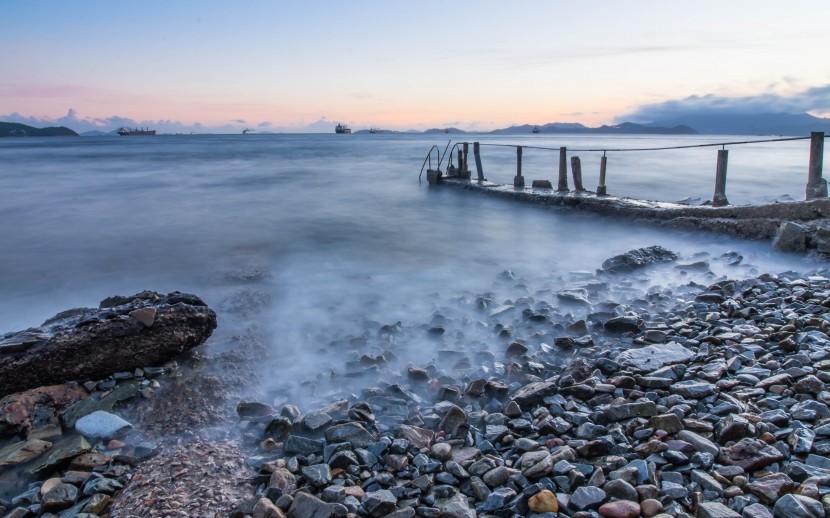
601, 245, 677, 273
0, 292, 217, 397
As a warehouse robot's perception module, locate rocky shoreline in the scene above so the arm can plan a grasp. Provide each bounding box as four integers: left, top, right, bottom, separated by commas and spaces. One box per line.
1, 246, 830, 518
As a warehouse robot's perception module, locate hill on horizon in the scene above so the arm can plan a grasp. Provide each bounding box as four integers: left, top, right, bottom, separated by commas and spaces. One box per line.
0, 121, 78, 137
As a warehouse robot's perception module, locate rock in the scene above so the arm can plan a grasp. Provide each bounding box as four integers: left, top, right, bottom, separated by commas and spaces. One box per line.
772, 222, 807, 253
26, 434, 91, 477
301, 464, 332, 486
237, 401, 276, 419
528, 489, 558, 513
723, 438, 787, 472
40, 482, 79, 513
481, 487, 516, 512
519, 450, 553, 478
603, 401, 657, 422
641, 499, 664, 518
698, 501, 742, 518
287, 491, 340, 518
74, 410, 133, 440
253, 497, 286, 518
743, 503, 774, 518
570, 486, 606, 511
325, 422, 373, 448
128, 307, 157, 326
398, 425, 433, 449
598, 500, 640, 518
614, 343, 695, 373
718, 414, 755, 443
605, 316, 643, 333
269, 468, 297, 492
363, 489, 397, 517
0, 384, 87, 436
745, 473, 797, 504
510, 381, 560, 407
438, 405, 467, 436
0, 439, 52, 467
0, 291, 216, 397
61, 382, 140, 428
677, 430, 720, 456
601, 246, 677, 273
773, 494, 825, 518
434, 492, 476, 518
652, 413, 683, 434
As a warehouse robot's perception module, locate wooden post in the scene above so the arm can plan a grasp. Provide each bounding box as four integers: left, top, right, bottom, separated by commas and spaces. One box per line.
462, 142, 470, 177
712, 149, 729, 207
570, 156, 585, 192
557, 146, 569, 192
473, 142, 484, 181
457, 149, 463, 177
514, 146, 525, 188
807, 131, 827, 200
597, 154, 608, 196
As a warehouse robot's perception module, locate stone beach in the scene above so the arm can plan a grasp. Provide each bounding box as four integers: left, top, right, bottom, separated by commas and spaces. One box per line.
1, 246, 830, 518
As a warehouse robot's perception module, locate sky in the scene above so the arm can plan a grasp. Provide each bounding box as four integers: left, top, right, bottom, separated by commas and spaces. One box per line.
2, 1, 829, 133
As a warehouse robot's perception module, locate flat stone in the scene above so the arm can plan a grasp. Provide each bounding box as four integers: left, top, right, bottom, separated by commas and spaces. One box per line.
434, 492, 476, 518
325, 422, 373, 448
398, 425, 433, 449
603, 401, 657, 422
723, 438, 787, 472
0, 439, 52, 467
745, 473, 797, 505
287, 491, 339, 518
75, 410, 133, 440
25, 434, 91, 478
743, 503, 774, 518
614, 343, 694, 373
128, 307, 156, 326
676, 430, 720, 456
363, 489, 397, 517
301, 464, 332, 486
698, 501, 741, 518
519, 450, 553, 478
570, 486, 606, 511
41, 482, 79, 513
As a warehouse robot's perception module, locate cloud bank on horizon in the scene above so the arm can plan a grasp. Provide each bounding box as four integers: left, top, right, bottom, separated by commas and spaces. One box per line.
620, 84, 830, 125
4, 84, 830, 134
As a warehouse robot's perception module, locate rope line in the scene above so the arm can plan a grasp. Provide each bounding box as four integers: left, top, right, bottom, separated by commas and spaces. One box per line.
462, 135, 816, 154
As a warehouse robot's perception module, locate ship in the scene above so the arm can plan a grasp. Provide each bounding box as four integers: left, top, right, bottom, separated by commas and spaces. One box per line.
117, 127, 156, 136
369, 128, 382, 134
532, 126, 541, 133
335, 123, 351, 134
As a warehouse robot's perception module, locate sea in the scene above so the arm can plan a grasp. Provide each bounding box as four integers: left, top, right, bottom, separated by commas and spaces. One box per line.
0, 133, 822, 402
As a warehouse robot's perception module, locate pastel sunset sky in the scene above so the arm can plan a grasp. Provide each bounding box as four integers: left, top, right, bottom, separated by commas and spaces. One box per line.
2, 1, 829, 133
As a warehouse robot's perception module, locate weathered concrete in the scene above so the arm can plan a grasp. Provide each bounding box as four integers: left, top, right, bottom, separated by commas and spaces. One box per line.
440, 177, 830, 249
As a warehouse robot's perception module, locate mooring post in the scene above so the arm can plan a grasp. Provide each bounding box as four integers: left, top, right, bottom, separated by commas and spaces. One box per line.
570, 156, 585, 192
557, 146, 569, 192
473, 142, 484, 181
807, 131, 827, 200
597, 154, 608, 196
514, 146, 525, 188
462, 142, 470, 178
456, 149, 463, 177
712, 148, 729, 207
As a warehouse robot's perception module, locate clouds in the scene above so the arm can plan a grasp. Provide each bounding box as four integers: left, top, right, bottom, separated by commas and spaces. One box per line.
620, 84, 830, 124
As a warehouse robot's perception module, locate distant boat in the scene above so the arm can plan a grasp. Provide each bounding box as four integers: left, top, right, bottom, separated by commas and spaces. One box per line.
117, 127, 156, 136
444, 128, 449, 134
369, 128, 382, 134
335, 123, 352, 134
242, 128, 255, 135
532, 126, 541, 133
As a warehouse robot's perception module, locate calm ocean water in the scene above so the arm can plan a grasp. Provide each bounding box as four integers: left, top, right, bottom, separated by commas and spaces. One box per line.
0, 133, 820, 366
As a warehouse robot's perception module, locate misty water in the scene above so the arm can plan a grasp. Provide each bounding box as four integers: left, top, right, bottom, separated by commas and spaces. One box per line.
0, 133, 821, 406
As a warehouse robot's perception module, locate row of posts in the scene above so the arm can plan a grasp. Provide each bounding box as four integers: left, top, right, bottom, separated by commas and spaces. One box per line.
459, 131, 826, 206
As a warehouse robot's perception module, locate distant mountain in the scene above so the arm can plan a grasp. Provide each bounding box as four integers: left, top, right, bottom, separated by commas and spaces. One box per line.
0, 121, 78, 137
491, 121, 697, 135
423, 127, 466, 134
80, 130, 112, 136
644, 112, 830, 136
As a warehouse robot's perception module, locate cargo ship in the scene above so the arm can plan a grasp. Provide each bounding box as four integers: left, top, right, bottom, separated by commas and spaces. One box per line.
335, 123, 351, 134
117, 127, 156, 136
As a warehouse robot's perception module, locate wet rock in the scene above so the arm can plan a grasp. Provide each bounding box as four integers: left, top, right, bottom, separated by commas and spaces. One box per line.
604, 316, 643, 333
601, 246, 678, 273
614, 343, 695, 373
26, 434, 91, 477
772, 494, 825, 518
253, 497, 285, 518
598, 500, 640, 518
287, 491, 339, 518
772, 222, 807, 253
699, 501, 742, 518
0, 439, 52, 467
570, 486, 606, 511
363, 489, 397, 517
724, 438, 787, 472
0, 291, 216, 397
40, 483, 78, 513
324, 422, 373, 448
0, 385, 87, 436
434, 492, 476, 518
745, 472, 797, 504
